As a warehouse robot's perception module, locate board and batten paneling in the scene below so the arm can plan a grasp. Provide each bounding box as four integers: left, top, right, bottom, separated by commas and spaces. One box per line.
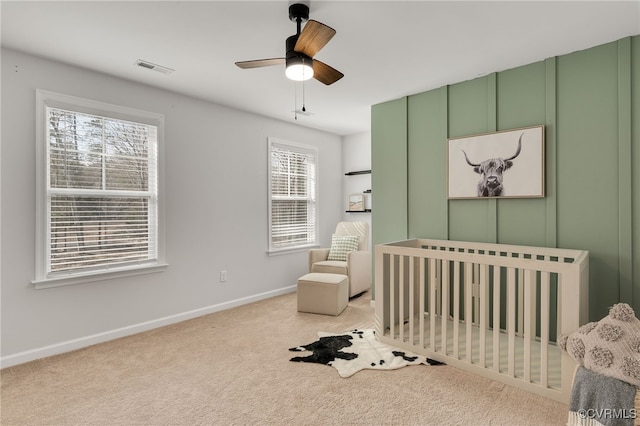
407, 88, 448, 240
371, 36, 639, 322
371, 97, 408, 248
556, 41, 623, 320
371, 98, 407, 300
495, 60, 550, 248
633, 37, 640, 312
446, 76, 495, 244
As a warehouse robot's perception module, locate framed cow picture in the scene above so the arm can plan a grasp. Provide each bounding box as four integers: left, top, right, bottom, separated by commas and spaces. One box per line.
447, 125, 545, 199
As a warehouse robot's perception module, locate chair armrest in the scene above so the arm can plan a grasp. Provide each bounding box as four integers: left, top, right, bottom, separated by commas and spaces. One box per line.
347, 250, 372, 295
347, 250, 371, 268
308, 248, 330, 272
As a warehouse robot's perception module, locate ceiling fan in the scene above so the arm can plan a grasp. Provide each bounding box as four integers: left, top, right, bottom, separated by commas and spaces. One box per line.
235, 3, 344, 85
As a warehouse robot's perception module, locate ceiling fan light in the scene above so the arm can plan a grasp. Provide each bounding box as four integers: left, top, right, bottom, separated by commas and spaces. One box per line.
285, 57, 314, 81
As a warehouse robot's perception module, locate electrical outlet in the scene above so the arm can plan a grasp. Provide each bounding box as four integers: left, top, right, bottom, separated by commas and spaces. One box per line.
219, 270, 228, 282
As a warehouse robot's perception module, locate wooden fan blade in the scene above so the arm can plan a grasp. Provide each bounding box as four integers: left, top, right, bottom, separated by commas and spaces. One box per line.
235, 58, 285, 69
294, 20, 336, 57
313, 60, 344, 85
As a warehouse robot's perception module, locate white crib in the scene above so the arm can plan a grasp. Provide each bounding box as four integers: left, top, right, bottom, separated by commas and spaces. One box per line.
374, 238, 589, 403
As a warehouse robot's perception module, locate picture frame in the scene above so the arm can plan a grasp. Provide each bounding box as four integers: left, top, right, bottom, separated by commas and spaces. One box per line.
348, 194, 365, 211
447, 125, 545, 199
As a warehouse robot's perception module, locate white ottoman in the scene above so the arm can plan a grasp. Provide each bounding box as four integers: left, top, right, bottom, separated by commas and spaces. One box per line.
297, 273, 349, 316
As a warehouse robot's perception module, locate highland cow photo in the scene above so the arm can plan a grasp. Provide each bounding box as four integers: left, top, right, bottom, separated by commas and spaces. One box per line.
447, 126, 545, 199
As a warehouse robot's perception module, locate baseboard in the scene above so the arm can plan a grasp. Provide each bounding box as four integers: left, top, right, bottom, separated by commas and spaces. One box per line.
1, 285, 297, 369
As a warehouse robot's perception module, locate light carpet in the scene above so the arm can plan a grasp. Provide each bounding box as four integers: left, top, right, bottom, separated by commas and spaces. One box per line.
1, 291, 570, 425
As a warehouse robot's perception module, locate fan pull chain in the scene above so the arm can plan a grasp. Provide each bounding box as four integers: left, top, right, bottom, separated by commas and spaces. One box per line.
302, 78, 306, 113
294, 83, 298, 120
293, 80, 307, 120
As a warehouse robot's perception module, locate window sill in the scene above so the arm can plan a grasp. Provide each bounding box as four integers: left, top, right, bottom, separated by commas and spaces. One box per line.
32, 263, 169, 289
267, 244, 319, 256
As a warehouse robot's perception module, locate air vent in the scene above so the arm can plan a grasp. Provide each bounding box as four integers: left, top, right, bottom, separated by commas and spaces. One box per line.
135, 59, 174, 75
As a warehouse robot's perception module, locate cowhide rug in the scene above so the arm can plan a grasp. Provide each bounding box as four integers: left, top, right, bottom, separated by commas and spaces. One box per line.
289, 329, 444, 377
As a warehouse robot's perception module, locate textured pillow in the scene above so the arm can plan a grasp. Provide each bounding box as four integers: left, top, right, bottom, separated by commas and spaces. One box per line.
327, 234, 360, 261
559, 303, 640, 388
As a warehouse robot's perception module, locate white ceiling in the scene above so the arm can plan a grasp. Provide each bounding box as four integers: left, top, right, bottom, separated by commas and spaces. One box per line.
2, 1, 639, 136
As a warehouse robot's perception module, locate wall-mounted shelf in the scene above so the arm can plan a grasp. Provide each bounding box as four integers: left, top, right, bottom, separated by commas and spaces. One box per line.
345, 170, 371, 176
345, 170, 371, 213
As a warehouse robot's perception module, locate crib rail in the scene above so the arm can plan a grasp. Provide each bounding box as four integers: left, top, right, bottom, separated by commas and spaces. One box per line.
374, 238, 588, 403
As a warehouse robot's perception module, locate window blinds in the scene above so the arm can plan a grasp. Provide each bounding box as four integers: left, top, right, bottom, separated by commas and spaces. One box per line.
269, 141, 317, 249
46, 107, 158, 274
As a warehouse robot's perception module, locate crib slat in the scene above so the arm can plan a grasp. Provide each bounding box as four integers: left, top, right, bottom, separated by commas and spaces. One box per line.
540, 271, 550, 388
409, 256, 415, 346
436, 260, 442, 317
524, 269, 536, 383
442, 260, 450, 355
429, 258, 437, 351
556, 274, 562, 345
389, 255, 395, 339
518, 268, 524, 336
419, 257, 425, 349
493, 265, 501, 372
479, 264, 488, 368
507, 267, 516, 377
474, 263, 480, 325
465, 261, 473, 364
453, 260, 461, 359
399, 255, 404, 342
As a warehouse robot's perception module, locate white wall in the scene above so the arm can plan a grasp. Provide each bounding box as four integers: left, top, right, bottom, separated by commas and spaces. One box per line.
342, 131, 371, 247
0, 48, 343, 366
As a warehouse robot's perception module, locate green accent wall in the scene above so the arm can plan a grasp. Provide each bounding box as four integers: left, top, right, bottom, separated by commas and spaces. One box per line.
371, 97, 408, 247
371, 36, 639, 321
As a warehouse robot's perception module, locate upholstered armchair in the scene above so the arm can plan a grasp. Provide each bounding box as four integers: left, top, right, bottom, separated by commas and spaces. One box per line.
308, 221, 371, 297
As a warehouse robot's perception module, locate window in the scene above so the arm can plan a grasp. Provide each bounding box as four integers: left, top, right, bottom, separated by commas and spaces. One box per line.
268, 137, 318, 252
35, 90, 165, 287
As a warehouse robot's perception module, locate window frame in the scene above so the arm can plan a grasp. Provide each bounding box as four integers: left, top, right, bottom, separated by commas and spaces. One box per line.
267, 137, 319, 254
34, 90, 166, 289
